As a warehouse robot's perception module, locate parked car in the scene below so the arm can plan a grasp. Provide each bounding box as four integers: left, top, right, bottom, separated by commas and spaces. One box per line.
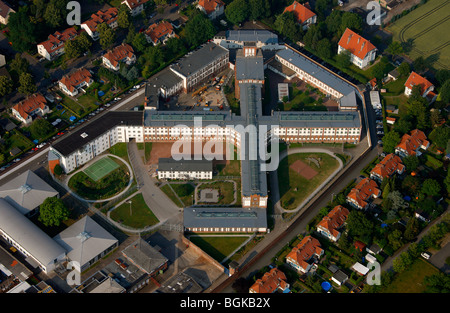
421, 252, 431, 260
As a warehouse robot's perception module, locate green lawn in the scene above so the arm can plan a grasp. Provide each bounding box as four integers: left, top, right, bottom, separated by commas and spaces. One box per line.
170, 183, 195, 207
280, 86, 327, 111
278, 153, 339, 210
161, 184, 184, 207
382, 258, 440, 293
386, 0, 450, 70
189, 236, 249, 263
110, 193, 159, 229
216, 159, 241, 176
197, 181, 236, 205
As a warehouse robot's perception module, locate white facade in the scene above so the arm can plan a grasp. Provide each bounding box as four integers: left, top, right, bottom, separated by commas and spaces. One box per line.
158, 169, 212, 180
337, 45, 377, 69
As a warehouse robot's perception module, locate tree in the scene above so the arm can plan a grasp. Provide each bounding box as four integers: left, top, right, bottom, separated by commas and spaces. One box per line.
386, 41, 403, 59
336, 49, 352, 68
439, 79, 450, 104
388, 229, 404, 251
413, 56, 429, 73
316, 38, 332, 59
184, 13, 215, 48
30, 118, 53, 139
435, 69, 450, 86
303, 24, 323, 51
10, 53, 30, 77
43, 2, 63, 27
340, 11, 363, 34
117, 5, 131, 29
126, 24, 136, 44
38, 197, 70, 227
0, 76, 13, 97
383, 130, 401, 154
225, 0, 249, 25
346, 211, 374, 241
249, 0, 270, 20
131, 32, 148, 53
424, 273, 450, 293
274, 11, 302, 43
397, 61, 410, 77
18, 73, 37, 95
402, 155, 419, 173
404, 217, 420, 241
429, 125, 450, 149
97, 22, 116, 50
53, 164, 63, 176
392, 251, 413, 273
445, 170, 450, 194
387, 190, 408, 211
421, 179, 441, 197
8, 7, 38, 52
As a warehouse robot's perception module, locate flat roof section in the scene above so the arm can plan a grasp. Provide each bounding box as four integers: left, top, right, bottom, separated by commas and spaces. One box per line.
226, 30, 278, 45
158, 158, 213, 172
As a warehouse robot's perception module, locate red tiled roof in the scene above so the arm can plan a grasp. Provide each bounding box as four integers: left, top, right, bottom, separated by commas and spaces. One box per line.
83, 7, 118, 32
283, 1, 316, 24
198, 0, 225, 15
38, 27, 79, 55
396, 129, 429, 156
317, 205, 349, 239
338, 28, 376, 60
250, 268, 288, 293
59, 68, 92, 93
354, 240, 366, 251
122, 0, 148, 9
145, 21, 175, 44
0, 0, 14, 19
404, 71, 434, 95
13, 93, 47, 120
370, 153, 404, 180
286, 236, 323, 271
347, 178, 380, 209
103, 43, 134, 68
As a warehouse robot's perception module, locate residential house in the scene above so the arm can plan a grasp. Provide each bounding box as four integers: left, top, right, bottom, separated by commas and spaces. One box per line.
338, 28, 377, 69
0, 1, 14, 25
395, 129, 430, 157
121, 0, 148, 17
404, 71, 436, 101
144, 21, 176, 46
283, 1, 317, 30
81, 8, 118, 41
354, 240, 366, 252
249, 268, 290, 293
331, 270, 348, 286
286, 235, 324, 273
316, 205, 350, 242
59, 68, 93, 97
197, 0, 225, 20
11, 93, 49, 125
370, 153, 405, 182
346, 177, 380, 210
37, 27, 79, 61
102, 43, 136, 71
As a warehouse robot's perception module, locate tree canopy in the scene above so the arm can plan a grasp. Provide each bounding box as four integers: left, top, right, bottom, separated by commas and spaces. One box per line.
38, 197, 70, 227
225, 0, 250, 25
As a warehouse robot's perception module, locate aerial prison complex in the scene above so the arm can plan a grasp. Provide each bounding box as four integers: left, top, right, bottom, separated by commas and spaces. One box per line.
48, 29, 364, 233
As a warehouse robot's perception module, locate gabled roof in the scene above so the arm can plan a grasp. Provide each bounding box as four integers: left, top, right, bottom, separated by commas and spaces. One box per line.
0, 1, 14, 19
396, 129, 429, 156
145, 21, 175, 44
283, 1, 316, 24
122, 0, 148, 9
338, 28, 376, 60
103, 43, 135, 68
0, 170, 59, 215
250, 268, 288, 293
59, 68, 92, 93
404, 71, 434, 95
347, 178, 380, 208
317, 205, 349, 238
38, 27, 79, 54
82, 7, 118, 32
198, 0, 225, 15
12, 93, 47, 120
121, 238, 168, 275
370, 153, 404, 180
286, 235, 323, 271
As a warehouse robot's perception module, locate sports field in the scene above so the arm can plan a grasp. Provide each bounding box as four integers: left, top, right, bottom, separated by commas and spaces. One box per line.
387, 0, 450, 70
83, 157, 120, 181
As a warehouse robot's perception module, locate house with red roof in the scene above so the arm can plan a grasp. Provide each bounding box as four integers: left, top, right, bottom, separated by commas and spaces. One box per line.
283, 1, 317, 30
249, 268, 290, 293
197, 0, 225, 20
316, 205, 350, 242
11, 94, 49, 125
102, 43, 136, 71
286, 235, 323, 273
58, 68, 94, 97
395, 129, 430, 158
121, 0, 148, 17
404, 71, 436, 101
37, 27, 80, 61
81, 7, 118, 41
144, 21, 176, 46
338, 28, 377, 69
370, 153, 405, 182
0, 0, 15, 25
346, 177, 380, 210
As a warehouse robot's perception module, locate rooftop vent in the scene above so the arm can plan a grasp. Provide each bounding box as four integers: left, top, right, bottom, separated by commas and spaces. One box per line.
76, 231, 91, 243
81, 132, 88, 138
18, 184, 32, 194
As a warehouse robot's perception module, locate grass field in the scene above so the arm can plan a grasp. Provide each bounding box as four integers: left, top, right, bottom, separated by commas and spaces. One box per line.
84, 157, 119, 181
189, 236, 249, 263
387, 0, 450, 70
110, 193, 159, 229
278, 153, 339, 210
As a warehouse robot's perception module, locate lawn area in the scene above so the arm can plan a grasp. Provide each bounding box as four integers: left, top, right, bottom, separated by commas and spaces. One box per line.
197, 181, 236, 205
170, 183, 195, 207
278, 153, 339, 210
216, 159, 240, 176
110, 193, 159, 229
189, 235, 249, 263
279, 85, 327, 111
382, 258, 440, 293
161, 184, 183, 207
386, 0, 450, 70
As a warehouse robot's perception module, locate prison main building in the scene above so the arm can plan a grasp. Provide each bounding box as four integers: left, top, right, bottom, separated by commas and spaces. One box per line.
49, 30, 364, 233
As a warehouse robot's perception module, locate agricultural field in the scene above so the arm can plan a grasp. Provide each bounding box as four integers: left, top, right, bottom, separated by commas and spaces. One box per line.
387, 0, 450, 70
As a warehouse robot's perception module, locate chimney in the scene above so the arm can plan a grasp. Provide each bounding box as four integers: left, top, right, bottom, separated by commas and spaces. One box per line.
347, 34, 352, 45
